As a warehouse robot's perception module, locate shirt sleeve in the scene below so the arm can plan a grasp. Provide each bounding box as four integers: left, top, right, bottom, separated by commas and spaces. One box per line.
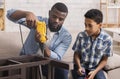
7, 9, 47, 28
50, 33, 72, 60
103, 37, 113, 57
72, 34, 81, 52
7, 9, 28, 26
7, 9, 18, 23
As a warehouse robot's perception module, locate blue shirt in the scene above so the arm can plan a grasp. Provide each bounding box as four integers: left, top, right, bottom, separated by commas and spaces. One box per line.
72, 29, 113, 70
7, 9, 72, 60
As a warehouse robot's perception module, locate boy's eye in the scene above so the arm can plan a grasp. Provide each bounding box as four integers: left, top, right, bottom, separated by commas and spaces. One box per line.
85, 23, 93, 29
88, 24, 92, 28
85, 23, 92, 27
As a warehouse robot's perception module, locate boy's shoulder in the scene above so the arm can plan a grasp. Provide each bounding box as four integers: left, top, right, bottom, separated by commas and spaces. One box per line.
99, 29, 112, 41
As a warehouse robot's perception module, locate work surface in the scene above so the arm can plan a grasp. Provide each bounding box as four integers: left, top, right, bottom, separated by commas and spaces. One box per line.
0, 55, 70, 79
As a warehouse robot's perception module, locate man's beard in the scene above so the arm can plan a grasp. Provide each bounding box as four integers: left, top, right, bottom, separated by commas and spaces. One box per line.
48, 21, 62, 32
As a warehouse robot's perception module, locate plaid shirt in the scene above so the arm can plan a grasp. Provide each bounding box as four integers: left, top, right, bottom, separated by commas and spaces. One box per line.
72, 29, 113, 70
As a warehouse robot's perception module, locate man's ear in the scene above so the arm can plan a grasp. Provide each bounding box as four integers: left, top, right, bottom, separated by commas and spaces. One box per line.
49, 10, 51, 16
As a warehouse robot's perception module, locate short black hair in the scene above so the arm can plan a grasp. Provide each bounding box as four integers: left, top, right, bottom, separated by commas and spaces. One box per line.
84, 9, 103, 24
51, 2, 68, 13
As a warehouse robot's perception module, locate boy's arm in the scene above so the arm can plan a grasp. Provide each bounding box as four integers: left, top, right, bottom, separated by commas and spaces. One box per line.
88, 56, 108, 79
74, 51, 85, 75
74, 51, 82, 69
94, 56, 108, 74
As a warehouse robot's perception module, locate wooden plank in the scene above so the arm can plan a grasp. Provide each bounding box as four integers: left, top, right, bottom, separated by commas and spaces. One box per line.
0, 55, 70, 79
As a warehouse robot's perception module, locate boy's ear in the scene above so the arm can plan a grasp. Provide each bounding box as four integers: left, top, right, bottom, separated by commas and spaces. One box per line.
99, 23, 102, 28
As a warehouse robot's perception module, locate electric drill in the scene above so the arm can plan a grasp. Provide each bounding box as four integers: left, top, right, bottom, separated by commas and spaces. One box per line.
36, 21, 47, 43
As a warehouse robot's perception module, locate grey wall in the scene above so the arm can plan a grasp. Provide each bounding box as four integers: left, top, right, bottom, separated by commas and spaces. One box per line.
5, 0, 100, 32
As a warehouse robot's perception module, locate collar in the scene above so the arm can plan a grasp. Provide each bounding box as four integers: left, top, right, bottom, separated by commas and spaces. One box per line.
97, 28, 106, 40
46, 24, 63, 35
82, 28, 105, 40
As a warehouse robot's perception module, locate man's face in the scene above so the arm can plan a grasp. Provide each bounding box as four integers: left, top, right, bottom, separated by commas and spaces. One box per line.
84, 18, 101, 36
48, 8, 67, 32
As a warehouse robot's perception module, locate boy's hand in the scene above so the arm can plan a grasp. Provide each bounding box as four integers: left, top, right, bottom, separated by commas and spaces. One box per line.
77, 68, 85, 76
87, 70, 96, 79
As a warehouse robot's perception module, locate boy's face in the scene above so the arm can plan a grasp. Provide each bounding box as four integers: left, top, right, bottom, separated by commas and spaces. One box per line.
84, 18, 101, 37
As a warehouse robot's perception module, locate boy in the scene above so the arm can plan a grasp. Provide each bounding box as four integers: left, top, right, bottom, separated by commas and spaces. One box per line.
72, 9, 113, 79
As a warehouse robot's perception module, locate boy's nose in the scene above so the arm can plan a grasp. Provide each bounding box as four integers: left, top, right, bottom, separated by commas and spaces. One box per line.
85, 26, 89, 31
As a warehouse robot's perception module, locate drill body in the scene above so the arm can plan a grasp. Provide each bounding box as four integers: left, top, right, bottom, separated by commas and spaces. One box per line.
36, 21, 47, 43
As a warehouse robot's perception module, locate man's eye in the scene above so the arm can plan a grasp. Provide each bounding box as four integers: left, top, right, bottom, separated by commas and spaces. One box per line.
59, 18, 64, 21
88, 24, 92, 28
52, 15, 57, 18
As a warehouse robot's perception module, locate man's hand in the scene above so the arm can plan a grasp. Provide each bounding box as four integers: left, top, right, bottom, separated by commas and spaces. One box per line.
9, 10, 38, 28
36, 21, 47, 43
25, 12, 38, 28
35, 30, 47, 43
35, 31, 41, 43
35, 31, 50, 57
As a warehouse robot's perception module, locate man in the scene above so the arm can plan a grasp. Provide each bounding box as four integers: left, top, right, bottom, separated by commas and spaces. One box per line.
7, 2, 72, 79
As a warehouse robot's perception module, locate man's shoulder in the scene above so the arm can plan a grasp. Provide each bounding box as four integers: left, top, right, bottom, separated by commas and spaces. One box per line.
59, 27, 72, 40
61, 27, 71, 35
38, 16, 48, 22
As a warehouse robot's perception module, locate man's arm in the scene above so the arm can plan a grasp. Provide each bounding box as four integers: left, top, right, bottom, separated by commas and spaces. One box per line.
35, 30, 72, 60
44, 44, 51, 57
45, 33, 72, 60
9, 10, 29, 20
7, 9, 38, 27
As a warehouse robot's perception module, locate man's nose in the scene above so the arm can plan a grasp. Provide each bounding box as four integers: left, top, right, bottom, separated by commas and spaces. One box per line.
55, 18, 59, 23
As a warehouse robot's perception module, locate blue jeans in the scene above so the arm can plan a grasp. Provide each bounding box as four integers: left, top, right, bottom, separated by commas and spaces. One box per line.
54, 67, 68, 79
42, 65, 68, 79
72, 65, 106, 79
